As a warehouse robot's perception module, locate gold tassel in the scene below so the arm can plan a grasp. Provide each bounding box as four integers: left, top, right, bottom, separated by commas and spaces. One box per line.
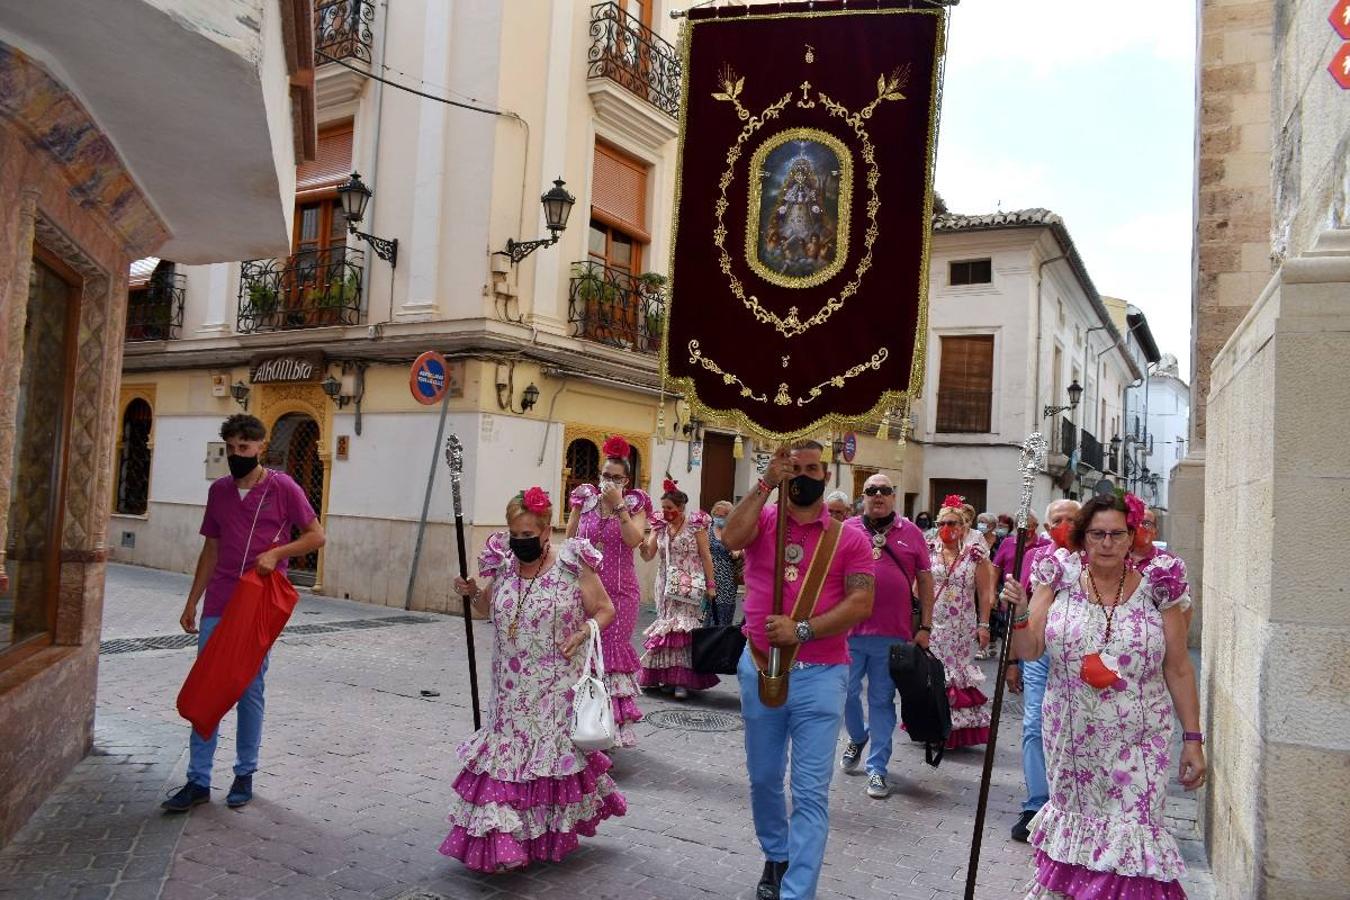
821, 436, 833, 464
877, 415, 890, 442
656, 399, 667, 445
733, 433, 744, 459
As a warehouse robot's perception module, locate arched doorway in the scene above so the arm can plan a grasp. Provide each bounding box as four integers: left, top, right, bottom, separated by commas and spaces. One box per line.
266, 412, 324, 585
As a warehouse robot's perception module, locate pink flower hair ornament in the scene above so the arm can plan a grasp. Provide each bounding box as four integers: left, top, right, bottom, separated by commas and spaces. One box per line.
941, 493, 966, 510
1113, 487, 1146, 530
662, 477, 679, 494
519, 486, 551, 515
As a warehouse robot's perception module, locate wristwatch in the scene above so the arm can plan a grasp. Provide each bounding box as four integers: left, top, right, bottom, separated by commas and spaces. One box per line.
795, 619, 815, 644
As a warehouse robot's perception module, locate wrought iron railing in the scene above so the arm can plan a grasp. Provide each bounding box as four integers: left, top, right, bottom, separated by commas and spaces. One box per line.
1081, 428, 1104, 471
568, 260, 664, 354
237, 246, 363, 333
125, 270, 186, 341
934, 389, 992, 433
1060, 417, 1077, 457
587, 2, 681, 117
315, 0, 374, 64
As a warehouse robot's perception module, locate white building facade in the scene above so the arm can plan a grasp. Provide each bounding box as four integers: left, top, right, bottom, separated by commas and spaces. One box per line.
901, 209, 1158, 519
1137, 354, 1190, 517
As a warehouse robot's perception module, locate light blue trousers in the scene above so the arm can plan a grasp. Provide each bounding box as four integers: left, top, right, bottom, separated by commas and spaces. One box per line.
186, 616, 269, 787
739, 647, 847, 900
842, 635, 900, 779
1020, 654, 1050, 813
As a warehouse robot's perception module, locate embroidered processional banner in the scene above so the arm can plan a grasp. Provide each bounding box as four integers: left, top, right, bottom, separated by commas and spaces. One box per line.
663, 1, 945, 439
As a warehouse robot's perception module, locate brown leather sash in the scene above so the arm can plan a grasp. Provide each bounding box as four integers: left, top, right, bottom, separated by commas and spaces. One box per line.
751, 518, 843, 707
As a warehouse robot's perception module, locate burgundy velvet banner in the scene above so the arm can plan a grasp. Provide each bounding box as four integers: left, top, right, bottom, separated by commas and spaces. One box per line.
663, 1, 943, 439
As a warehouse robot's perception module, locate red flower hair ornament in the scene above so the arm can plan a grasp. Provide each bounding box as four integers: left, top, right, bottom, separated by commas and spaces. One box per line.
941, 493, 966, 510
520, 486, 551, 515
601, 435, 631, 461
662, 478, 679, 494
1121, 491, 1146, 531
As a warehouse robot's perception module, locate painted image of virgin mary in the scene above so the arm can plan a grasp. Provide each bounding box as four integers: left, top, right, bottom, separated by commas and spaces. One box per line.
756, 140, 843, 281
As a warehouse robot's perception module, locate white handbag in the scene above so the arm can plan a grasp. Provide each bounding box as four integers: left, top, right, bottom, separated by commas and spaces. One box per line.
569, 619, 616, 751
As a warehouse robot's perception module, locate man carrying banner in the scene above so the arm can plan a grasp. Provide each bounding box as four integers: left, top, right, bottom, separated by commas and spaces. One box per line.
162, 414, 324, 812
721, 442, 874, 900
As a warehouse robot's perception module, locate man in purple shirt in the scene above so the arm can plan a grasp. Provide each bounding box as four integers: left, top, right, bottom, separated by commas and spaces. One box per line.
162, 414, 324, 813
838, 473, 934, 799
722, 442, 874, 900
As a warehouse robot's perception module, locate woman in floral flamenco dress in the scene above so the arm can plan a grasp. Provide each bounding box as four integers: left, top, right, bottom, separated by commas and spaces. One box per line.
1005, 492, 1206, 899
638, 480, 719, 699
926, 495, 996, 748
566, 435, 650, 747
441, 487, 626, 872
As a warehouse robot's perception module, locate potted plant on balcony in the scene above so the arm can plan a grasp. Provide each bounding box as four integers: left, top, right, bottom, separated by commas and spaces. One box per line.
573, 262, 621, 344
310, 273, 359, 327
245, 282, 280, 331
637, 272, 666, 352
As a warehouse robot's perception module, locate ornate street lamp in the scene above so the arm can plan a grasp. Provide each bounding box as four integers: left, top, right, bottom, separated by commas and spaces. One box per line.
230, 381, 250, 411
1043, 380, 1084, 419
496, 177, 576, 265
337, 172, 399, 267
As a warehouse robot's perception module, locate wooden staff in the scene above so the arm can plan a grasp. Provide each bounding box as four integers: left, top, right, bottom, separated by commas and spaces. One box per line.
965, 432, 1046, 900
445, 435, 482, 730
757, 445, 792, 707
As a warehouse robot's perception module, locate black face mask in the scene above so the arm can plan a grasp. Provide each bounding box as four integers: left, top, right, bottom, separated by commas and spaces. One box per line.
787, 473, 827, 508
509, 536, 545, 563
227, 454, 260, 480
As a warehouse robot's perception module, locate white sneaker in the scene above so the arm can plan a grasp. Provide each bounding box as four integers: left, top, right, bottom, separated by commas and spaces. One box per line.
673, 686, 689, 700
866, 773, 890, 799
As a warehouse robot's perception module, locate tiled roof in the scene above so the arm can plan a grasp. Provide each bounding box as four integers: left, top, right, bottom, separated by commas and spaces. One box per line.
932, 207, 1143, 381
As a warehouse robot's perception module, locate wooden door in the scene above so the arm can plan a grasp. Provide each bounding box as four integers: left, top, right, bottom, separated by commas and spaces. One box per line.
928, 478, 987, 518
699, 433, 736, 513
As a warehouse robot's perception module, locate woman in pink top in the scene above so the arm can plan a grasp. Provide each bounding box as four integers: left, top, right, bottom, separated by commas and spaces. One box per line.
566, 436, 650, 747
927, 495, 996, 748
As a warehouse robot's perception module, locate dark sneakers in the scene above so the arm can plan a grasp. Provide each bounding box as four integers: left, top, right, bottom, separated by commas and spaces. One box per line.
756, 860, 789, 900
1011, 809, 1037, 843
161, 781, 210, 812
839, 739, 866, 773
226, 775, 253, 808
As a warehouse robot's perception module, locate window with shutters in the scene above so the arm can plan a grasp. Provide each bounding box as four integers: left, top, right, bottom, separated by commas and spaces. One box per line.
935, 335, 995, 433
589, 141, 650, 273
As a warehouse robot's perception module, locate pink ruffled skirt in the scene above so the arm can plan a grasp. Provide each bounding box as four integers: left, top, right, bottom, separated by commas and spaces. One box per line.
439, 752, 626, 873
1027, 850, 1187, 899
638, 630, 719, 691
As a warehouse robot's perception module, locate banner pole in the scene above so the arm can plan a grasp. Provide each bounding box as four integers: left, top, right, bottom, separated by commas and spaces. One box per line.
964, 433, 1045, 899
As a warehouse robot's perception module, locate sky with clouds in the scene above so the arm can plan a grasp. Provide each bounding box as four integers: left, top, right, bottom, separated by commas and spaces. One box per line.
934, 0, 1197, 374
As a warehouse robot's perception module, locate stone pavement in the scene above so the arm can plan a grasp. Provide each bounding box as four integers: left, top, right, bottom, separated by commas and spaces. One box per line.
0, 564, 1213, 899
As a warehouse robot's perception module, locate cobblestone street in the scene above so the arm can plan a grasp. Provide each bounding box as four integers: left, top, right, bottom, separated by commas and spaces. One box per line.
0, 565, 1213, 899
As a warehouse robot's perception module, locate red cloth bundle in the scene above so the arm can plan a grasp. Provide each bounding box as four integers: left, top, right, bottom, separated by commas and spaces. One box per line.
176, 570, 298, 739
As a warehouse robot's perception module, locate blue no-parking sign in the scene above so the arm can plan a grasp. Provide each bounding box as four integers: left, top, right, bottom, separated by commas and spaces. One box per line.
409, 351, 450, 405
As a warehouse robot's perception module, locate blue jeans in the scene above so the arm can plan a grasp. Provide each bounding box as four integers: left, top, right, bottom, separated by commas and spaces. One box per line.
738, 647, 847, 900
1020, 654, 1049, 813
186, 616, 269, 787
842, 635, 900, 779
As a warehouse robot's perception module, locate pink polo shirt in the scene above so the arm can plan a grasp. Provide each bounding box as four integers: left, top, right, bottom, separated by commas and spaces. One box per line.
199, 469, 317, 617
741, 503, 875, 665
993, 533, 1054, 593
844, 515, 931, 640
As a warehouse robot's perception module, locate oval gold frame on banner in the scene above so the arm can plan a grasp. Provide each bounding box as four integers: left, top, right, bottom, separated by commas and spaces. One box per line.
744, 127, 853, 289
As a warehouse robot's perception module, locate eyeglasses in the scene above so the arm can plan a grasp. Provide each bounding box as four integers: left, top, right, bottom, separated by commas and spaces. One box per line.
1140, 521, 1157, 531
1085, 529, 1130, 543
599, 474, 626, 484
937, 520, 963, 528
863, 486, 894, 497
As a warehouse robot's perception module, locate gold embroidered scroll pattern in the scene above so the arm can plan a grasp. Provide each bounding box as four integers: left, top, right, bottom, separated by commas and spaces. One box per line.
687, 341, 888, 408
711, 69, 905, 339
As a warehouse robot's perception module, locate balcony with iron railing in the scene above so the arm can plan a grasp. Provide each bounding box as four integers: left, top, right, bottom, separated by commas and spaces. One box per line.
568, 260, 665, 354
315, 0, 374, 64
587, 2, 681, 118
125, 271, 186, 342
237, 246, 363, 334
934, 389, 992, 434
1081, 428, 1104, 471
1059, 416, 1077, 457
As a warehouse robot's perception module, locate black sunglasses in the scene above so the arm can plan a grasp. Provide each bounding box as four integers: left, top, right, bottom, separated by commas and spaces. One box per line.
863, 486, 895, 496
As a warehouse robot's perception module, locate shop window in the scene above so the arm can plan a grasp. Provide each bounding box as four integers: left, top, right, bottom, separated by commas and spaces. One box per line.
564, 439, 600, 512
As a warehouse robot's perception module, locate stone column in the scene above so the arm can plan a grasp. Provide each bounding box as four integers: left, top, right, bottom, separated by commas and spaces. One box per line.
1202, 229, 1350, 898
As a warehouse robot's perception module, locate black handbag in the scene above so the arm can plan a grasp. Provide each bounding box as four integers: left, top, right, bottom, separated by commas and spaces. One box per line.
888, 642, 952, 767
691, 621, 747, 675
